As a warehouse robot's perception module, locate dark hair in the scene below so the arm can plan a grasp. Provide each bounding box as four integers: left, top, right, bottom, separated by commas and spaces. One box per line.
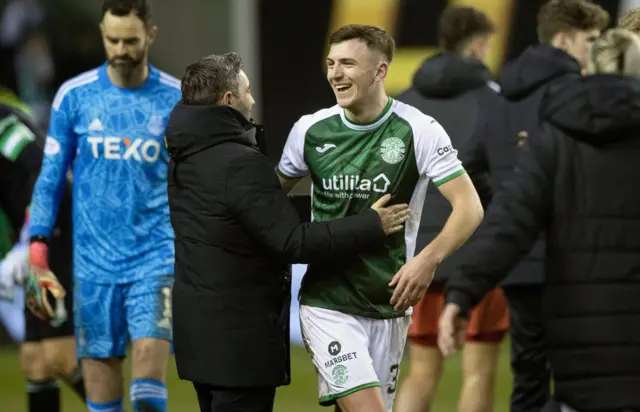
329, 24, 395, 63
437, 6, 495, 53
619, 8, 640, 34
181, 52, 243, 105
101, 0, 152, 26
537, 0, 609, 44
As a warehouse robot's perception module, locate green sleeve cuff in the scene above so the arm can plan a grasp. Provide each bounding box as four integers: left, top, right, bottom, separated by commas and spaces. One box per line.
434, 168, 466, 187
276, 166, 299, 180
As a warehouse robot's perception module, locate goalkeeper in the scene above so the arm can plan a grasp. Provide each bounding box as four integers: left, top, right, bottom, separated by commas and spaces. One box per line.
0, 90, 86, 411
28, 2, 181, 411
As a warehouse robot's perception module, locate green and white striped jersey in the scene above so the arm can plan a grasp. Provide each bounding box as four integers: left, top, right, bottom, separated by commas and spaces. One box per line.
277, 98, 465, 319
0, 113, 36, 161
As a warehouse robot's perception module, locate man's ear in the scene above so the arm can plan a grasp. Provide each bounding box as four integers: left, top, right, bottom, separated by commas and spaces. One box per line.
551, 31, 571, 52
221, 91, 233, 106
147, 25, 158, 45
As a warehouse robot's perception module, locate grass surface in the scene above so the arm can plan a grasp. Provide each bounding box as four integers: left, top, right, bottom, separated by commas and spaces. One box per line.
0, 341, 513, 411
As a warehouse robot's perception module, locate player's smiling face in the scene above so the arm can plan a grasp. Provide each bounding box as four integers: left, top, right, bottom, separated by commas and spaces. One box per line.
326, 39, 386, 110
100, 11, 156, 74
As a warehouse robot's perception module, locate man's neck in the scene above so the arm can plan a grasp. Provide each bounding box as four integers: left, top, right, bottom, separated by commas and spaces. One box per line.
107, 62, 149, 89
345, 90, 389, 124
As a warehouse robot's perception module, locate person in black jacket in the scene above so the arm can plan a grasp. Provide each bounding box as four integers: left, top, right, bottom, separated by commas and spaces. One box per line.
166, 52, 409, 412
458, 1, 609, 410
394, 6, 508, 412
0, 95, 86, 411
440, 28, 640, 412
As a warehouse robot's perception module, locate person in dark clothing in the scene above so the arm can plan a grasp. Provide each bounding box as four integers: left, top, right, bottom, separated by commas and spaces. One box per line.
440, 28, 640, 412
0, 96, 86, 411
394, 6, 508, 412
450, 2, 609, 410
166, 52, 409, 412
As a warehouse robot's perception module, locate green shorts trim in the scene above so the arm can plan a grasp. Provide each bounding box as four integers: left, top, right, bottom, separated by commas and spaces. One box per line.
319, 381, 381, 406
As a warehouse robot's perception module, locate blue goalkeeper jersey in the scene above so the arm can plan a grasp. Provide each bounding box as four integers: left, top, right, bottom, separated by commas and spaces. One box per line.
29, 63, 182, 284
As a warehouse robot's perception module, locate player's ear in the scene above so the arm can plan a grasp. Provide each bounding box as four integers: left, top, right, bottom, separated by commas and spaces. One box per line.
551, 31, 571, 53
99, 23, 105, 37
376, 61, 389, 81
147, 25, 158, 44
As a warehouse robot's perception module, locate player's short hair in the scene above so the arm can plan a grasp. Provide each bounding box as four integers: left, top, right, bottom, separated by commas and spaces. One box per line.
180, 52, 243, 106
537, 0, 609, 44
437, 6, 495, 53
102, 0, 152, 26
619, 8, 640, 33
329, 24, 395, 63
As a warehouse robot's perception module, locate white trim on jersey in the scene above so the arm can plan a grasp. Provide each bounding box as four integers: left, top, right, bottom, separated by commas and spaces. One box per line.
392, 100, 465, 259
278, 106, 341, 178
339, 102, 395, 131
159, 71, 181, 90
404, 177, 429, 260
1, 123, 34, 159
52, 69, 99, 110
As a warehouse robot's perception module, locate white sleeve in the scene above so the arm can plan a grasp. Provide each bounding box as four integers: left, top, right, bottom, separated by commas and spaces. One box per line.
415, 118, 465, 186
277, 118, 309, 179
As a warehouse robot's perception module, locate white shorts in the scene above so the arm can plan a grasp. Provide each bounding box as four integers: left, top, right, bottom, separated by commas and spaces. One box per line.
300, 305, 410, 410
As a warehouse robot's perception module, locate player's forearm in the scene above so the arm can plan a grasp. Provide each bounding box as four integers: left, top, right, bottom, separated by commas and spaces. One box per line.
29, 164, 67, 238
418, 195, 484, 265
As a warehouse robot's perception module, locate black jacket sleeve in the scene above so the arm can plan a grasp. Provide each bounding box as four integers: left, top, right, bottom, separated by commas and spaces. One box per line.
226, 149, 387, 263
446, 127, 556, 315
462, 113, 492, 207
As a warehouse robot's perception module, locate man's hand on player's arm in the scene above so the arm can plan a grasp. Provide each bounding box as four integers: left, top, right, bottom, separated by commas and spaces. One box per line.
389, 172, 484, 311
371, 194, 410, 235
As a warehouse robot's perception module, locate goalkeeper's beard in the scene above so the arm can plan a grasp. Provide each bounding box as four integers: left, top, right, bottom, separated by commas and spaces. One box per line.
109, 56, 145, 78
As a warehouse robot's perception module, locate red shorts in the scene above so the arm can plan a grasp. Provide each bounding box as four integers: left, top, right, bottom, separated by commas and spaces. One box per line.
408, 283, 509, 347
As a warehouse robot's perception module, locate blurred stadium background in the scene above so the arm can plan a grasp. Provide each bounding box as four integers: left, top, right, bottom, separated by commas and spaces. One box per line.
0, 0, 637, 410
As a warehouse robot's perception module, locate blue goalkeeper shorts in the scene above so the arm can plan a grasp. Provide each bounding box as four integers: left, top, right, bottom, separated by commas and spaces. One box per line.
73, 275, 174, 359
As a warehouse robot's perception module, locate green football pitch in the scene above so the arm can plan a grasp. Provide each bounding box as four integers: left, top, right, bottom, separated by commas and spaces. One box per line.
0, 342, 513, 411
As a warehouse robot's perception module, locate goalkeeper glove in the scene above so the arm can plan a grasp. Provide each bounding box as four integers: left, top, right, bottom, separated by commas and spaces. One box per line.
27, 240, 68, 327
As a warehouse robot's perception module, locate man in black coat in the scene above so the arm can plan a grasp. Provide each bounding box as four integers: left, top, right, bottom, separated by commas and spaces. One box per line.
393, 6, 508, 412
165, 52, 409, 412
456, 1, 608, 410
440, 59, 640, 411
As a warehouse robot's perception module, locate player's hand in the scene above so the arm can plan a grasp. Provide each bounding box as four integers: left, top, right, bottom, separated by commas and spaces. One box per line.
371, 194, 410, 235
29, 241, 50, 271
438, 303, 467, 356
0, 243, 30, 301
388, 254, 436, 311
25, 266, 68, 327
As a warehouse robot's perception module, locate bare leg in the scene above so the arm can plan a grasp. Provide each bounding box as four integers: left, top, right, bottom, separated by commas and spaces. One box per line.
394, 343, 444, 412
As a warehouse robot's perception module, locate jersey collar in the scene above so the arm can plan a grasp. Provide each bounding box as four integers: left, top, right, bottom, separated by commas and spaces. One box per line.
340, 97, 395, 131
98, 62, 158, 92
